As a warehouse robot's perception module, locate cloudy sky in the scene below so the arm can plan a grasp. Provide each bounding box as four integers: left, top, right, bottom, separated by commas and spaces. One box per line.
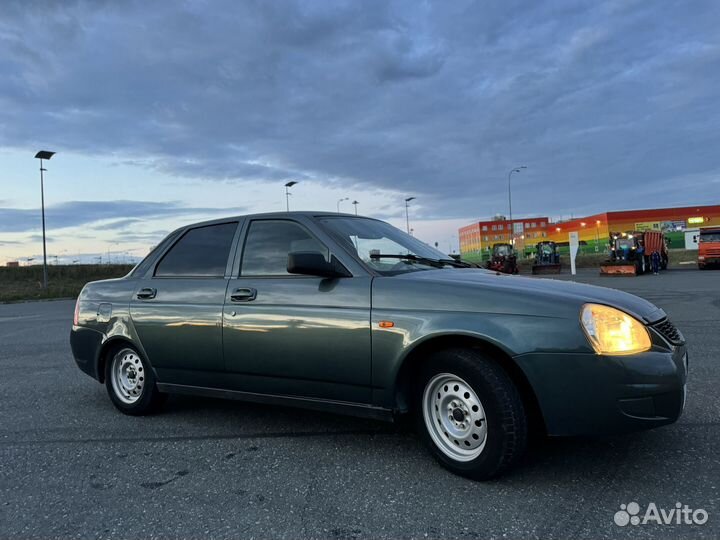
1, 0, 719, 264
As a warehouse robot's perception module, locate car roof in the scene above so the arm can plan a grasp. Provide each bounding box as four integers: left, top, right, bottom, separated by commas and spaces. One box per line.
177, 211, 378, 229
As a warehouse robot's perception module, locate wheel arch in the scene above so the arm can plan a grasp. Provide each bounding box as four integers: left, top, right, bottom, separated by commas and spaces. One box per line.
96, 337, 139, 383
393, 334, 547, 435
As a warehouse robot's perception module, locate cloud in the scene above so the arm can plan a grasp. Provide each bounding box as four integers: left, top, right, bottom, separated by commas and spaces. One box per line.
28, 235, 57, 243
0, 200, 246, 233
91, 218, 144, 231
1, 1, 719, 220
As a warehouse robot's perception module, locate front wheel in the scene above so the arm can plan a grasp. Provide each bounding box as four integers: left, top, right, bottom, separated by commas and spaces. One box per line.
414, 348, 528, 480
105, 346, 166, 415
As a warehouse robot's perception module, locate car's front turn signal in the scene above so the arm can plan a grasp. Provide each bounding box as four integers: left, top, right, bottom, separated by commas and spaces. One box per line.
580, 303, 651, 355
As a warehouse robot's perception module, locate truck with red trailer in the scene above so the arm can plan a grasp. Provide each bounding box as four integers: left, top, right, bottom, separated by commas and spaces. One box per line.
600, 230, 668, 276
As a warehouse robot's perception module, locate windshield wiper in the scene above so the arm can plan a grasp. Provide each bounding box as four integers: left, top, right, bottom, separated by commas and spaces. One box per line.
369, 253, 469, 269
437, 257, 474, 268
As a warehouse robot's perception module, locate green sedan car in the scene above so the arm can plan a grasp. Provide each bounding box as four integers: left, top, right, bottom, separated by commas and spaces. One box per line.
70, 212, 688, 479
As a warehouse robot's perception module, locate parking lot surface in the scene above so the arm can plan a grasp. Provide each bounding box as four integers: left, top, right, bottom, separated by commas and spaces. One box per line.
1, 269, 718, 539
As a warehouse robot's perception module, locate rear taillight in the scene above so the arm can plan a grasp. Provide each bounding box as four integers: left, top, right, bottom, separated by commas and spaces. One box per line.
73, 297, 80, 326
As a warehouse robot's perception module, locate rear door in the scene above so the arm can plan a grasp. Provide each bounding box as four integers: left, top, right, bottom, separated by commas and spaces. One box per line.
129, 220, 241, 385
222, 217, 372, 403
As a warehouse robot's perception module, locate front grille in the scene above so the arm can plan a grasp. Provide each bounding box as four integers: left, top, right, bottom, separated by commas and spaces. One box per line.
652, 318, 685, 346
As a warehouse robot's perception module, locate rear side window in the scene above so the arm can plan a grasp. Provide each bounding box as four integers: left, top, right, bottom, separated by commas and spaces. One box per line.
241, 220, 328, 276
155, 222, 237, 277
130, 229, 181, 277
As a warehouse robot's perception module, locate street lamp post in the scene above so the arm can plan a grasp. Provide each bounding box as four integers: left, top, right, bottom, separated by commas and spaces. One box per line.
595, 220, 601, 252
337, 197, 349, 213
507, 165, 526, 245
284, 181, 298, 212
404, 196, 415, 234
352, 200, 359, 215
34, 150, 55, 289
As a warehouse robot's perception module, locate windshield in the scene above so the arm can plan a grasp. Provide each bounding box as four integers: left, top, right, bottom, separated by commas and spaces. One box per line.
494, 245, 512, 256
319, 216, 454, 274
615, 239, 633, 250
700, 232, 720, 243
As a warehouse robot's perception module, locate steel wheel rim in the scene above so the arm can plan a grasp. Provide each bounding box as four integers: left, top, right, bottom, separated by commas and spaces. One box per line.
422, 373, 488, 462
110, 349, 145, 404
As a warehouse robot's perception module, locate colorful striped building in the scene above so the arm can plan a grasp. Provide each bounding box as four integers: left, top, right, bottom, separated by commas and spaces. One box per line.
459, 204, 720, 260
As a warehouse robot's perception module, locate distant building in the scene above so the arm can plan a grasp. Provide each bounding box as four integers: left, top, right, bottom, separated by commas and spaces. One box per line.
6, 261, 19, 267
459, 217, 551, 256
459, 204, 720, 258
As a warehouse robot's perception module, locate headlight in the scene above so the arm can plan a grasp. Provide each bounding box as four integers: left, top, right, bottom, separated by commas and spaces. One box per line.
580, 304, 651, 355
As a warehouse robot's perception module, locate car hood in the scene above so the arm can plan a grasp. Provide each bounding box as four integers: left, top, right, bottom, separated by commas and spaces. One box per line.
391, 269, 666, 324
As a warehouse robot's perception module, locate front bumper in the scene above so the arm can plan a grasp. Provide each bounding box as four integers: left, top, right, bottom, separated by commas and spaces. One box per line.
70, 325, 105, 381
699, 257, 720, 267
514, 344, 688, 436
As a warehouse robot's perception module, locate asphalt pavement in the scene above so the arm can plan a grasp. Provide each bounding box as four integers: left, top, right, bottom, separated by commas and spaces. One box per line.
1, 268, 718, 539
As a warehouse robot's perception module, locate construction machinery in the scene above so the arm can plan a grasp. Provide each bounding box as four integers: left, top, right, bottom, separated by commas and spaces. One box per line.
531, 241, 562, 274
600, 231, 668, 276
485, 243, 518, 274
698, 227, 720, 269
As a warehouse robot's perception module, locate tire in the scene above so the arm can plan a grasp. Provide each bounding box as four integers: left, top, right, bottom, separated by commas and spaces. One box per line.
413, 348, 528, 480
105, 346, 166, 415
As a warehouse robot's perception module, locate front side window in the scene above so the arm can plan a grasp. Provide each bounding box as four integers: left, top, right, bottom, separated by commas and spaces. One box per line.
241, 220, 329, 276
319, 216, 455, 275
699, 232, 720, 242
155, 222, 238, 277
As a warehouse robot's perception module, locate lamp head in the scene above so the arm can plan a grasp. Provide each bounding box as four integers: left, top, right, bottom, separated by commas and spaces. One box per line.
35, 150, 55, 160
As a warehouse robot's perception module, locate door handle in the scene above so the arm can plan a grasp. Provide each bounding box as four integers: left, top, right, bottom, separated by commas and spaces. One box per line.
230, 287, 257, 302
137, 287, 157, 299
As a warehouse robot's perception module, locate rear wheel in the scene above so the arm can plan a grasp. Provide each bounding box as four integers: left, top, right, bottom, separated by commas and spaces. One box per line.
414, 348, 528, 480
105, 346, 166, 415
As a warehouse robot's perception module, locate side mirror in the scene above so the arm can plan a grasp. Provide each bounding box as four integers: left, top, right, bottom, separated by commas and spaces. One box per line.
287, 251, 351, 278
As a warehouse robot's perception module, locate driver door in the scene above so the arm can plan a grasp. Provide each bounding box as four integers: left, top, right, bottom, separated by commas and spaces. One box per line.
222, 218, 372, 403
